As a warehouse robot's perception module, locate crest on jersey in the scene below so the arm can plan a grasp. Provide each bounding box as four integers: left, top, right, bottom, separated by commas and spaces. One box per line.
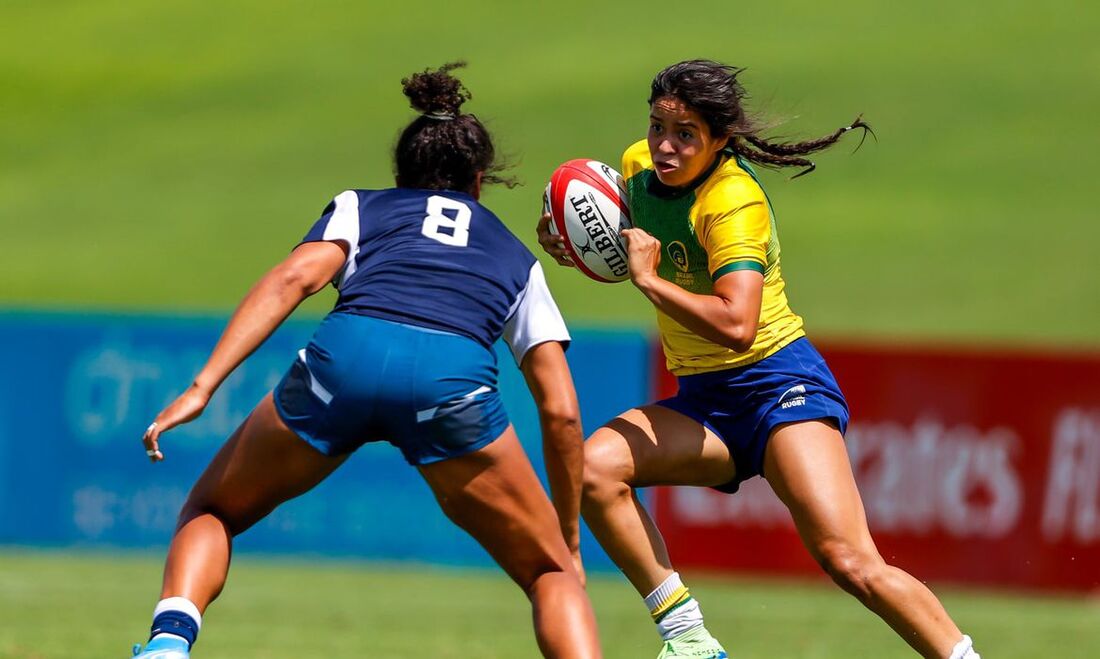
667, 241, 690, 273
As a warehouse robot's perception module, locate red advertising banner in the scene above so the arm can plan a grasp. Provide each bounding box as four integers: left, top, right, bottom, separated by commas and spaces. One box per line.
651, 341, 1100, 591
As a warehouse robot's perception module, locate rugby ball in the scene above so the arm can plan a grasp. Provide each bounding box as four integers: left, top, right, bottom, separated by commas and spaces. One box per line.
545, 159, 632, 283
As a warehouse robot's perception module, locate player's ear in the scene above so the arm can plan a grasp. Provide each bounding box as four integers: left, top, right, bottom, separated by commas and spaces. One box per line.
473, 171, 484, 200
707, 127, 732, 155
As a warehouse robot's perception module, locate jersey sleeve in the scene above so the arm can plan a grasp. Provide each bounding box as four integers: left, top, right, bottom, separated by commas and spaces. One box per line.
698, 177, 770, 281
299, 189, 361, 288
502, 261, 571, 365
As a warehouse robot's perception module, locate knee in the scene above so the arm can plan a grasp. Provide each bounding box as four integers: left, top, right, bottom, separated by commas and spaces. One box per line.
581, 438, 632, 508
177, 493, 254, 537
513, 553, 576, 595
178, 491, 211, 525
814, 540, 887, 603
524, 565, 582, 602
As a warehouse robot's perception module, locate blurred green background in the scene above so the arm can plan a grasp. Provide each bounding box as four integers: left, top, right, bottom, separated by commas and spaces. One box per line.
3, 0, 1098, 346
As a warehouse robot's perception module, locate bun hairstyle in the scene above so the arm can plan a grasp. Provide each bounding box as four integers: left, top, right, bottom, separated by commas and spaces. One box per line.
402, 61, 470, 119
395, 62, 516, 194
650, 59, 873, 178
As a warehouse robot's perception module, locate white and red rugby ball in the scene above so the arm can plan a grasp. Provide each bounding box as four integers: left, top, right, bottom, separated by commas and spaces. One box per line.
545, 159, 632, 283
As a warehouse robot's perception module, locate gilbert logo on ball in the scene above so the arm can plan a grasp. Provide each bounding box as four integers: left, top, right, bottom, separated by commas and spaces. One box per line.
545, 159, 632, 283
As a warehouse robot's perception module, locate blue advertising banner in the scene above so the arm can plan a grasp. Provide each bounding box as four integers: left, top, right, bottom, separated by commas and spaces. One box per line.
0, 310, 651, 570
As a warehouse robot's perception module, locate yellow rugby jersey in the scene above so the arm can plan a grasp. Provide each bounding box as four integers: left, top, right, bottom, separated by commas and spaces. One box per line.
621, 140, 805, 375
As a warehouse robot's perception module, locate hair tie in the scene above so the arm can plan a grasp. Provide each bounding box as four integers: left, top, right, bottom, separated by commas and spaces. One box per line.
424, 112, 456, 121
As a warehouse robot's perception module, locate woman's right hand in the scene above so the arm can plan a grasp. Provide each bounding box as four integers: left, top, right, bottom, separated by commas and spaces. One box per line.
622, 227, 662, 288
141, 384, 212, 462
536, 211, 574, 267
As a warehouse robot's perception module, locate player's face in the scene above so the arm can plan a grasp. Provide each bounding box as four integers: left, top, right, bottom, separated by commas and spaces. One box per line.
648, 96, 728, 187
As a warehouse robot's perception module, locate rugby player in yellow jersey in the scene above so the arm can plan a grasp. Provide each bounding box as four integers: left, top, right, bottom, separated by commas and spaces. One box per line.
538, 60, 981, 659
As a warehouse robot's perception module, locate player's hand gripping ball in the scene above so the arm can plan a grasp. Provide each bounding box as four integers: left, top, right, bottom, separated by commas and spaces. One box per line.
544, 159, 632, 283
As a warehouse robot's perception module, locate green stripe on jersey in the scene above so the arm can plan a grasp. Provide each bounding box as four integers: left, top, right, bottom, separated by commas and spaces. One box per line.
712, 260, 764, 280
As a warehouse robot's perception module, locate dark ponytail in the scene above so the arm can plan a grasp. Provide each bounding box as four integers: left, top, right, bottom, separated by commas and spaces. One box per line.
649, 59, 873, 178
395, 62, 516, 193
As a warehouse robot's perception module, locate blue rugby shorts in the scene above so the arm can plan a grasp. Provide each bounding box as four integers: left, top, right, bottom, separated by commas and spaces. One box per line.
657, 337, 849, 493
273, 312, 509, 465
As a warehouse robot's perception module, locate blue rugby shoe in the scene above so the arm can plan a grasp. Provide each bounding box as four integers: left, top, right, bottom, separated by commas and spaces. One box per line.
657, 625, 729, 658
131, 636, 190, 658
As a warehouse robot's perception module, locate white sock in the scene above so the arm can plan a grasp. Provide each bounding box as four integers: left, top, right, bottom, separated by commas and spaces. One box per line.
151, 596, 202, 644
644, 572, 705, 641
948, 634, 980, 659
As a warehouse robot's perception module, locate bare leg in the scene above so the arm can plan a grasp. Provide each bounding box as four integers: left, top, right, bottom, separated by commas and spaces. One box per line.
419, 426, 601, 659
580, 405, 736, 596
160, 393, 347, 609
765, 420, 964, 658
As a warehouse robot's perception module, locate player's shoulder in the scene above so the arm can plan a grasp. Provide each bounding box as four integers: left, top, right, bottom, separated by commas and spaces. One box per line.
335, 187, 494, 216
336, 186, 463, 202
318, 187, 386, 211
621, 140, 653, 179
698, 155, 768, 214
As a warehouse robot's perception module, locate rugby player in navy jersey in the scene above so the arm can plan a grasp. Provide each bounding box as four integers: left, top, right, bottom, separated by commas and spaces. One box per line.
130, 63, 601, 659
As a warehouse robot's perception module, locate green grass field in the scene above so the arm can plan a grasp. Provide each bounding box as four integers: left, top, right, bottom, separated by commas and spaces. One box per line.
1, 549, 1097, 659
2, 0, 1098, 346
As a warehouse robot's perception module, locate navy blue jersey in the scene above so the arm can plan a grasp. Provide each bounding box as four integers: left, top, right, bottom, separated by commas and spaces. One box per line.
300, 188, 569, 363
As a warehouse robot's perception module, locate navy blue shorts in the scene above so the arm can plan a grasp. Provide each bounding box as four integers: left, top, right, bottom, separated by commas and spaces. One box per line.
657, 337, 849, 493
273, 312, 509, 466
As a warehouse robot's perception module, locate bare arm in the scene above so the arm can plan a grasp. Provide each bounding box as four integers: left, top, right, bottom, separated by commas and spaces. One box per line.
622, 227, 763, 352
142, 241, 348, 461
519, 341, 585, 573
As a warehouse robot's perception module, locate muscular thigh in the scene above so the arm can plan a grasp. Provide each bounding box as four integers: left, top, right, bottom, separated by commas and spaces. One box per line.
187, 393, 348, 533
418, 426, 572, 587
764, 420, 875, 555
589, 405, 736, 488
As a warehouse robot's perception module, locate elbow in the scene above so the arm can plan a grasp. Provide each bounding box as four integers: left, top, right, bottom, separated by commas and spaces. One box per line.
722, 323, 757, 353
540, 402, 582, 435
274, 264, 320, 297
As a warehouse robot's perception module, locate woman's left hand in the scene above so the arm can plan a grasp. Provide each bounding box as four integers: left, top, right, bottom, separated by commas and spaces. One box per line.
622, 227, 661, 286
